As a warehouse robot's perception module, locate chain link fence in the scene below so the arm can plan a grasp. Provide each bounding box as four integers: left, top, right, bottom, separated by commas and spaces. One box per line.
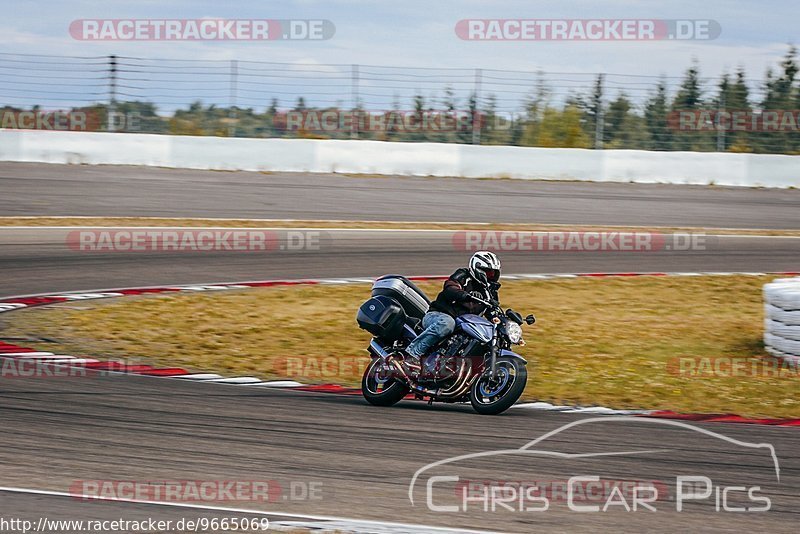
1, 51, 798, 153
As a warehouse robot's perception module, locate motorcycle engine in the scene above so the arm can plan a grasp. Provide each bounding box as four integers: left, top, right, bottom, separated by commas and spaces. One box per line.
442, 334, 468, 358
420, 335, 468, 384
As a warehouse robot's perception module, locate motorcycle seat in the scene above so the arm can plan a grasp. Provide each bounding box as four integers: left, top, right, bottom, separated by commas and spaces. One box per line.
405, 316, 422, 330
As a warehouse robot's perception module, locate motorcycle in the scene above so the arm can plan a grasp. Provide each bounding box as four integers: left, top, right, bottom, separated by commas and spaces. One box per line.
356, 275, 535, 415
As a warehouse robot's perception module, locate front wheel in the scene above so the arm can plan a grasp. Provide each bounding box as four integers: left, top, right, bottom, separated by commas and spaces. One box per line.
362, 357, 410, 407
469, 357, 527, 415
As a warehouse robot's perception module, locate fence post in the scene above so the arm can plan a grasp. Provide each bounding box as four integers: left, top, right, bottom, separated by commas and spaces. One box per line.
351, 64, 359, 139
472, 68, 482, 145
107, 55, 117, 132
229, 59, 238, 137
716, 92, 726, 152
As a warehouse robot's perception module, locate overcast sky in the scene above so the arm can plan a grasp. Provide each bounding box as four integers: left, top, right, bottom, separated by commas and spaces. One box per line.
5, 0, 796, 76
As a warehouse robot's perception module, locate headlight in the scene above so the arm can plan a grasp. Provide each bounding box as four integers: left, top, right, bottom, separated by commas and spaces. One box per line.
505, 321, 523, 344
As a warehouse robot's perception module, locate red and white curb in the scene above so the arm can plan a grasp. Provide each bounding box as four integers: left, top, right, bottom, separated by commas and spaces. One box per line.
2, 271, 800, 427
4, 271, 799, 314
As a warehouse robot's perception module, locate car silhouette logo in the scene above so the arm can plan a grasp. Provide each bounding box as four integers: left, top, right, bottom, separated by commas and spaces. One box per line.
409, 416, 781, 506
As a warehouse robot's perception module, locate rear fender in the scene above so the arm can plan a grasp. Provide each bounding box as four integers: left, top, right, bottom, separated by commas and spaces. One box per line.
368, 339, 391, 360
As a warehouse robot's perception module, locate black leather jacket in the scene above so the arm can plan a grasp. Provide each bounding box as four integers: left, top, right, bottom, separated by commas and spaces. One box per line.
428, 268, 500, 317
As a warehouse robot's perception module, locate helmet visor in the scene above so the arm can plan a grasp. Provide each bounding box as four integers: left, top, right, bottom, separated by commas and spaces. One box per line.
480, 267, 500, 283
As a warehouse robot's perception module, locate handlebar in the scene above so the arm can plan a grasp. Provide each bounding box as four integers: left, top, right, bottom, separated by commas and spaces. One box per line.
466, 293, 497, 308
467, 293, 536, 325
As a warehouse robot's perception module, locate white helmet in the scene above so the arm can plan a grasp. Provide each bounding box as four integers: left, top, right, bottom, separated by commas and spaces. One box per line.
469, 251, 501, 285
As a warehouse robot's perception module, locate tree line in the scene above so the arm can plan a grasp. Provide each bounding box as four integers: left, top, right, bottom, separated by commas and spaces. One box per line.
3, 46, 798, 154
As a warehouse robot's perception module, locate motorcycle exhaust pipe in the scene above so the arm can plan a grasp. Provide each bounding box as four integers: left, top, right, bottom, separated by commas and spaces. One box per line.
411, 383, 442, 397
370, 340, 443, 397
435, 361, 471, 399
383, 354, 443, 397
368, 340, 415, 382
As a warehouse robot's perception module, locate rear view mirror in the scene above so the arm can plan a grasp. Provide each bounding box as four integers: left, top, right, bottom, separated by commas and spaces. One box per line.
525, 314, 536, 325
505, 309, 523, 324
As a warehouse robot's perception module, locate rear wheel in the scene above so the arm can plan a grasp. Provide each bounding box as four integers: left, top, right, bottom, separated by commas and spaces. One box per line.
469, 357, 527, 415
362, 357, 410, 406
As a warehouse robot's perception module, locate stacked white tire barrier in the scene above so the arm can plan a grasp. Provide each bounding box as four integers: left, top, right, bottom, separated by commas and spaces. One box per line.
764, 277, 800, 362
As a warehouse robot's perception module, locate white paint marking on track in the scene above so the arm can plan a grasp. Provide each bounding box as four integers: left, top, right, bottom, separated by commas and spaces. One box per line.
247, 380, 306, 387
49, 292, 125, 300
511, 402, 652, 415
0, 486, 500, 534
13, 353, 69, 360
0, 352, 56, 357
43, 358, 99, 364
171, 373, 224, 380
173, 285, 250, 291
205, 376, 263, 384
3, 272, 796, 306
314, 278, 377, 285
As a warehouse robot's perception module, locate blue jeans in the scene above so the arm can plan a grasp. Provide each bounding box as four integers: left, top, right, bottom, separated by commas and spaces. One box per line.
406, 311, 455, 358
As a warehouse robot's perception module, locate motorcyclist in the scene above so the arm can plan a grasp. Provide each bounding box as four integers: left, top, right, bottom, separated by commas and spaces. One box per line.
405, 251, 501, 368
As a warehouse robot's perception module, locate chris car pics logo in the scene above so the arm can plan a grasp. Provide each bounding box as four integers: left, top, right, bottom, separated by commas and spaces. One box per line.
410, 417, 778, 513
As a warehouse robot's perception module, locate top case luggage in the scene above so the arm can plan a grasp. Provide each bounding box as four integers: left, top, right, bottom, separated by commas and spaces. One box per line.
356, 295, 406, 341
371, 275, 430, 321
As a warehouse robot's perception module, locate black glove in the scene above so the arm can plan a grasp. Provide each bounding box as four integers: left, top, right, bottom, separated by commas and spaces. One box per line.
468, 290, 485, 301
488, 298, 500, 308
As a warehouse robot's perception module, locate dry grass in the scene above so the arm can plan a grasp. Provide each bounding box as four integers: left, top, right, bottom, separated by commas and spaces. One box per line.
3, 276, 799, 417
0, 216, 799, 236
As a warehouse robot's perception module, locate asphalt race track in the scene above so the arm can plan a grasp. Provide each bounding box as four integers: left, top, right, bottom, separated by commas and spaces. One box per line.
1, 228, 799, 297
1, 163, 799, 532
1, 375, 798, 532
1, 162, 799, 228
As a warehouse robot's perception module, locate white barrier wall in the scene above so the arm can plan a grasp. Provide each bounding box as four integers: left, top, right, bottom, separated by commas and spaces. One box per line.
1, 129, 798, 187
764, 278, 800, 362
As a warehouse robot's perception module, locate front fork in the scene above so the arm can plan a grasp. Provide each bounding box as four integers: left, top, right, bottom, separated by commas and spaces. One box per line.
488, 326, 499, 379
